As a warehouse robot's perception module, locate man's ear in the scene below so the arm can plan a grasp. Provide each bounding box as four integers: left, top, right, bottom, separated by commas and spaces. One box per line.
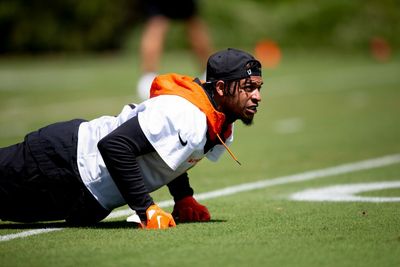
215, 80, 225, 96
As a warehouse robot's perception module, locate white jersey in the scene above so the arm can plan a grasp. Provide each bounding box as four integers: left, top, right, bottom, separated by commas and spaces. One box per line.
77, 95, 233, 210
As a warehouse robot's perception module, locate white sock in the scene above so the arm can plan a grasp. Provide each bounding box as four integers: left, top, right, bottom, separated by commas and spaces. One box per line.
137, 72, 157, 100
200, 70, 206, 81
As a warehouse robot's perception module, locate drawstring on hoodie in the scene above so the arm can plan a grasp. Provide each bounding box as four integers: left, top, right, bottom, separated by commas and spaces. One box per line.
216, 133, 241, 166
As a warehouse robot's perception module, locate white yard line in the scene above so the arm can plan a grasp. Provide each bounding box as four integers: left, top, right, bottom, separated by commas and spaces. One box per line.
290, 181, 400, 202
0, 228, 62, 242
1, 153, 400, 242
273, 118, 304, 134
192, 153, 400, 201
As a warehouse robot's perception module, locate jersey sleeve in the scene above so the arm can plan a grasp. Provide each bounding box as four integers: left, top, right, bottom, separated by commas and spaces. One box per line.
137, 95, 208, 170
206, 124, 235, 162
97, 116, 155, 220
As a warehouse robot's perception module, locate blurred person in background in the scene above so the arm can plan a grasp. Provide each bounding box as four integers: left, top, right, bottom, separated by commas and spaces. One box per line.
137, 0, 213, 100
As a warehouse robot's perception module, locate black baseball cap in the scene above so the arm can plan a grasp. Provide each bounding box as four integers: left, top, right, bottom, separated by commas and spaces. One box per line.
206, 48, 262, 82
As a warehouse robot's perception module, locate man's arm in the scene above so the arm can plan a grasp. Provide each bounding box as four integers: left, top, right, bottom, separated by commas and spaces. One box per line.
167, 172, 194, 201
97, 116, 155, 221
168, 173, 211, 222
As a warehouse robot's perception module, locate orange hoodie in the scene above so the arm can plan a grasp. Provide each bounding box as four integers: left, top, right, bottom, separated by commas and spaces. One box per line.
150, 73, 231, 141
150, 73, 240, 164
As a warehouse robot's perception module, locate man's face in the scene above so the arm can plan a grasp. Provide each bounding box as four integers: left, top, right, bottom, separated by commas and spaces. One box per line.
223, 76, 263, 125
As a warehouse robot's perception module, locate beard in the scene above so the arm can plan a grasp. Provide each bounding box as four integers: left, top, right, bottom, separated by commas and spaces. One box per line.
240, 116, 254, 126
225, 109, 255, 126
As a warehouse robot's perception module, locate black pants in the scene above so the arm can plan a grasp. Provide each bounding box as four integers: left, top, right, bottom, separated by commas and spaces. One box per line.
0, 119, 110, 225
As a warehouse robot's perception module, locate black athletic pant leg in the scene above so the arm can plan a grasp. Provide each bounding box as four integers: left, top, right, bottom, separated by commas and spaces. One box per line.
0, 120, 110, 224
0, 140, 72, 222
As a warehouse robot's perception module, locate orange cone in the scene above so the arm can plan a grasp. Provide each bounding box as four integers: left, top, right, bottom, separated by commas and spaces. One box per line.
254, 40, 282, 68
370, 37, 391, 62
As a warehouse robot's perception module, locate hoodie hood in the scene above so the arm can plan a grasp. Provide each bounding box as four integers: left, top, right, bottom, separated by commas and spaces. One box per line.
150, 73, 231, 141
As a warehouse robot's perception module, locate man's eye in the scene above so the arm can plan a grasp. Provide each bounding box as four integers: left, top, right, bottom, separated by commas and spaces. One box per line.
243, 86, 256, 92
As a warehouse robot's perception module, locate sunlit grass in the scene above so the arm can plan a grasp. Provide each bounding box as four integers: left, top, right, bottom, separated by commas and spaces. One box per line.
1, 50, 399, 267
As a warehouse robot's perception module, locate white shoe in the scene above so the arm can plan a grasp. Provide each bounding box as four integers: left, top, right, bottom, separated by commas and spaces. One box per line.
137, 72, 157, 100
126, 210, 141, 224
200, 70, 206, 81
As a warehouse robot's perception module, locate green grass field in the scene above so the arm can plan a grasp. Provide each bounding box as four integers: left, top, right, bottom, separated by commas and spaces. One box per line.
1, 49, 400, 267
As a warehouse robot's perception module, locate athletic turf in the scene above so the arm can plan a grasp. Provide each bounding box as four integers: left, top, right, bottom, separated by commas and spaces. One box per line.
0, 50, 399, 267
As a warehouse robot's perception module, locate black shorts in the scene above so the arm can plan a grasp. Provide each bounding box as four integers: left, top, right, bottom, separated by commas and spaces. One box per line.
143, 0, 198, 20
0, 119, 110, 224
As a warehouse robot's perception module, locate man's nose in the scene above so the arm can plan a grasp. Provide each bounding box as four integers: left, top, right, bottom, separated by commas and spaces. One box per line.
251, 89, 261, 102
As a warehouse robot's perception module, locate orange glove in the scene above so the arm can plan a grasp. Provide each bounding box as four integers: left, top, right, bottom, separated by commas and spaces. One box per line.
142, 204, 176, 229
172, 196, 211, 222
